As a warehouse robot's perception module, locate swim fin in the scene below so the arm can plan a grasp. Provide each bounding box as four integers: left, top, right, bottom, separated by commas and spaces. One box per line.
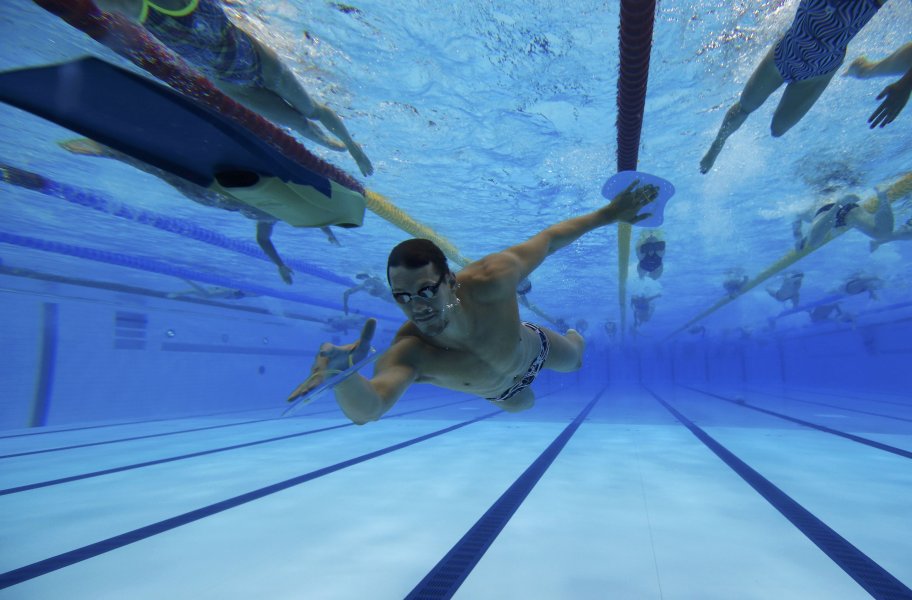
602, 170, 675, 227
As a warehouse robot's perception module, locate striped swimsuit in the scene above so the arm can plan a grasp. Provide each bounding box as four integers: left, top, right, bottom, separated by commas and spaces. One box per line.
486, 322, 551, 403
774, 0, 882, 82
141, 0, 264, 86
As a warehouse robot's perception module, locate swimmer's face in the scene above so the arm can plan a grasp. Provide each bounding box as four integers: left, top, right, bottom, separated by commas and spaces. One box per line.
388, 264, 454, 337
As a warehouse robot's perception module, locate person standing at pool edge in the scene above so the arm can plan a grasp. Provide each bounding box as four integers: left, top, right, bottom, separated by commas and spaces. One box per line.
288, 181, 660, 424
93, 0, 374, 176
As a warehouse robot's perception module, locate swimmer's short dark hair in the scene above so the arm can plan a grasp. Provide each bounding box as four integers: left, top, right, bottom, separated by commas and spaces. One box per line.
387, 239, 450, 284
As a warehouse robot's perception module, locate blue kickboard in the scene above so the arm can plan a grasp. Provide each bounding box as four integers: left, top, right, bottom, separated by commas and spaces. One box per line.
601, 170, 675, 227
282, 348, 379, 417
0, 57, 333, 196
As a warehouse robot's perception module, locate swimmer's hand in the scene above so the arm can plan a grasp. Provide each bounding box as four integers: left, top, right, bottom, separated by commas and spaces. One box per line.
287, 318, 377, 402
869, 80, 911, 128
602, 180, 660, 224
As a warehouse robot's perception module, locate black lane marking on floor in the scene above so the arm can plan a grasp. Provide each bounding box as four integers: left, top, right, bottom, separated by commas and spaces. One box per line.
0, 391, 453, 441
685, 386, 912, 460
0, 417, 285, 459
0, 398, 476, 496
646, 387, 912, 600
0, 391, 457, 458
744, 387, 912, 423
0, 407, 278, 440
0, 409, 501, 590
405, 386, 606, 600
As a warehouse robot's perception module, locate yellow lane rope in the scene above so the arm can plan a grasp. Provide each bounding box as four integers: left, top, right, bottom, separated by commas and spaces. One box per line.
363, 189, 472, 268
617, 222, 632, 341
665, 172, 912, 340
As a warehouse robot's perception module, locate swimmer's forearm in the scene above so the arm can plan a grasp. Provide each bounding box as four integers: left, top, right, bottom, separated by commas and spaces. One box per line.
332, 375, 387, 425
540, 206, 621, 256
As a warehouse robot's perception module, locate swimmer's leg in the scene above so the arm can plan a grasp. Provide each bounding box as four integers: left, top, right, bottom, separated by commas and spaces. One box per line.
701, 47, 784, 173
488, 387, 535, 413
215, 79, 347, 152
806, 205, 839, 249
846, 43, 912, 78
770, 71, 837, 137
253, 42, 374, 176
849, 188, 895, 239
792, 217, 807, 250
541, 327, 585, 372
256, 221, 294, 284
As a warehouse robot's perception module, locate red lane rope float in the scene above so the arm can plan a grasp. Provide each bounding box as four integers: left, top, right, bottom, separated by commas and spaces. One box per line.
31, 0, 364, 195
616, 0, 656, 172
614, 0, 657, 341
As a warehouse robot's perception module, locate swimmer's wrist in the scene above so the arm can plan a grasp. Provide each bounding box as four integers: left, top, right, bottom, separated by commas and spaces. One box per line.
598, 205, 621, 224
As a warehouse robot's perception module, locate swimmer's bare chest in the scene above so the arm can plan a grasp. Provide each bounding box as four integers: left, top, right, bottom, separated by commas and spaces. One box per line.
414, 320, 539, 398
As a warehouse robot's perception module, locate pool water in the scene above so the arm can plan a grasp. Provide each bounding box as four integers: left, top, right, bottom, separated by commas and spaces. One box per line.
1, 1, 910, 598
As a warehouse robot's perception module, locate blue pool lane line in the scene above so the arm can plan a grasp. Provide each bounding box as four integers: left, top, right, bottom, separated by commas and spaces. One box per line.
646, 387, 912, 600
0, 231, 399, 321
686, 387, 912, 460
0, 410, 502, 590
744, 389, 912, 424
405, 387, 606, 599
0, 416, 294, 460
0, 163, 354, 287
0, 398, 475, 497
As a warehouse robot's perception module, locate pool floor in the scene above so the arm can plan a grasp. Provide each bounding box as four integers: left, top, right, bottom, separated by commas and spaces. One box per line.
1, 385, 909, 599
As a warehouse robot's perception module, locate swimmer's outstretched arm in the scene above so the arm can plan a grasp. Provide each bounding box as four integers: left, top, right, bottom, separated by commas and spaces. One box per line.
480, 181, 657, 292
342, 284, 366, 315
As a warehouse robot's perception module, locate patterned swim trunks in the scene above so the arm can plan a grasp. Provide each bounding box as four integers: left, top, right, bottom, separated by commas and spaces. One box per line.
487, 322, 551, 403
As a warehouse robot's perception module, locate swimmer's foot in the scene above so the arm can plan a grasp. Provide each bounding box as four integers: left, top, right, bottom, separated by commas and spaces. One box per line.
844, 57, 874, 79
348, 143, 374, 177
566, 328, 585, 349
700, 140, 724, 174
278, 265, 294, 285
59, 137, 109, 157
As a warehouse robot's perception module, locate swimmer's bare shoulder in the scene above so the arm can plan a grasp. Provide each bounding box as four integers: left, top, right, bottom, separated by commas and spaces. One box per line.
376, 325, 426, 374
454, 252, 522, 303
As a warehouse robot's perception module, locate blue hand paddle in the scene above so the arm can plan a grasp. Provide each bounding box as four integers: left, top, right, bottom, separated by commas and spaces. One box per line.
282, 348, 379, 417
601, 170, 675, 227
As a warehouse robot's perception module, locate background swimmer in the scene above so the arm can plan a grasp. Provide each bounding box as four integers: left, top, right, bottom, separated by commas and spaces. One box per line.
93, 0, 374, 176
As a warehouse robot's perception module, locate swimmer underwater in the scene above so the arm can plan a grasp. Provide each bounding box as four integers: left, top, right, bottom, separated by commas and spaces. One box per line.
288, 181, 659, 424
93, 0, 374, 176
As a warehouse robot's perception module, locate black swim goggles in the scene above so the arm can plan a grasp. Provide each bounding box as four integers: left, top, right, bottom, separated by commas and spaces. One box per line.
392, 272, 447, 304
